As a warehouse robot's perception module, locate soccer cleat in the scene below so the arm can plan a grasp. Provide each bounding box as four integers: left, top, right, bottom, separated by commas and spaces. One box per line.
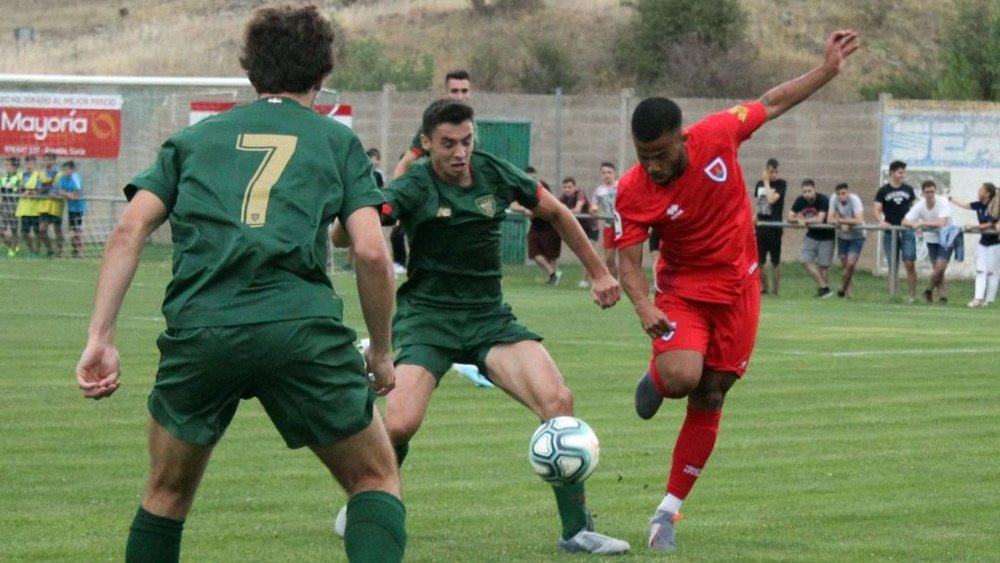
634, 372, 664, 420
332, 504, 347, 538
648, 510, 682, 552
559, 529, 630, 554
452, 363, 496, 388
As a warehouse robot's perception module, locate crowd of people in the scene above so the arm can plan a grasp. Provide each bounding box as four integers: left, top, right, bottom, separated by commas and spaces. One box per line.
752, 158, 999, 306
0, 153, 86, 258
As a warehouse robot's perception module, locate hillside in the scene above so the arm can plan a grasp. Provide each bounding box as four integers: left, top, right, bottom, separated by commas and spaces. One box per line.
0, 0, 960, 100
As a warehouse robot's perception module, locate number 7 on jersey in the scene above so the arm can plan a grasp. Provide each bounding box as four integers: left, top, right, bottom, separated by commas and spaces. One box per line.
236, 134, 298, 227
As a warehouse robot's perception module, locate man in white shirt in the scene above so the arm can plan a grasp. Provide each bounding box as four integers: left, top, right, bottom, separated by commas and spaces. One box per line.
828, 182, 865, 298
902, 180, 953, 303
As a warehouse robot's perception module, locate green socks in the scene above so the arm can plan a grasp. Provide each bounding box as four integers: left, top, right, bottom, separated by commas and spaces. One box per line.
125, 506, 184, 563
552, 482, 589, 540
345, 491, 407, 563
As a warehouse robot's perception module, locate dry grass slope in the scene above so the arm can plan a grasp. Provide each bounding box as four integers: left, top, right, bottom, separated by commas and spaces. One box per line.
0, 0, 959, 98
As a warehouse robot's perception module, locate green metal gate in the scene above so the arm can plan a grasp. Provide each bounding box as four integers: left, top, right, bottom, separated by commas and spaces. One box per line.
477, 120, 532, 264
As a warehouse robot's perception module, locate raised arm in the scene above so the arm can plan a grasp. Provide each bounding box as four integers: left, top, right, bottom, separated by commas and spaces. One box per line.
530, 188, 619, 308
759, 30, 860, 121
947, 194, 972, 210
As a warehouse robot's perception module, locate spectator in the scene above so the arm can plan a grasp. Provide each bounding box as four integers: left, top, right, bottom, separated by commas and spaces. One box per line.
950, 183, 1000, 307
902, 180, 953, 304
558, 176, 598, 288
1, 157, 21, 256
875, 160, 918, 302
528, 179, 563, 285
788, 179, 834, 298
39, 151, 65, 258
57, 161, 85, 258
828, 182, 865, 298
15, 155, 43, 256
593, 162, 618, 277
753, 158, 787, 295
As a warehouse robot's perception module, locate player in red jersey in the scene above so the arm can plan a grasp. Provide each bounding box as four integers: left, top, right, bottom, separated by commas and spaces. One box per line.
614, 30, 860, 552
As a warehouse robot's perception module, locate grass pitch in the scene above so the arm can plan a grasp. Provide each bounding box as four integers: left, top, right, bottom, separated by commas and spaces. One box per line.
1, 250, 997, 562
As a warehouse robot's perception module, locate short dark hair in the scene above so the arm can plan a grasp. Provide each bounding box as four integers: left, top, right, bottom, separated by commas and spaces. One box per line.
365, 147, 381, 159
43, 151, 56, 160
421, 99, 474, 138
600, 162, 615, 170
921, 180, 937, 190
61, 160, 76, 170
524, 165, 537, 174
835, 182, 849, 192
24, 155, 36, 163
240, 4, 335, 95
889, 160, 907, 173
445, 69, 471, 83
562, 177, 576, 185
766, 158, 779, 169
632, 97, 682, 143
801, 179, 815, 188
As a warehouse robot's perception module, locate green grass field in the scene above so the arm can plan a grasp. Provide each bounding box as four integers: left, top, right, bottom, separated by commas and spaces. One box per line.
2, 250, 998, 562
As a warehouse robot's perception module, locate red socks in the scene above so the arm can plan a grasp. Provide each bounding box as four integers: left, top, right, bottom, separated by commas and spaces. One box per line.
666, 405, 722, 500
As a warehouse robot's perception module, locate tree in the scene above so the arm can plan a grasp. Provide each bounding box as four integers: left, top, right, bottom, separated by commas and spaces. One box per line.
616, 0, 747, 86
935, 0, 1000, 101
328, 38, 434, 91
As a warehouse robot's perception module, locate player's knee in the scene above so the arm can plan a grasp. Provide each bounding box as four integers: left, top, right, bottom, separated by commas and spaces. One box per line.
659, 365, 699, 398
384, 415, 421, 445
540, 385, 574, 418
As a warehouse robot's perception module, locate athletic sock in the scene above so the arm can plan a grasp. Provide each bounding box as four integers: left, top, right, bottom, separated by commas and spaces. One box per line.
393, 442, 409, 467
552, 482, 589, 540
125, 506, 184, 563
657, 493, 683, 516
344, 490, 407, 563
666, 405, 722, 501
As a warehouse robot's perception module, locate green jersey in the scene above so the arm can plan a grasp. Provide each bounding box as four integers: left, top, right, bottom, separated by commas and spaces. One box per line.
383, 151, 540, 309
127, 96, 385, 329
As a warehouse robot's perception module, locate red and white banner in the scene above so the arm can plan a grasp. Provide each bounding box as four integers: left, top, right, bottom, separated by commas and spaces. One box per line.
0, 92, 123, 159
189, 101, 353, 128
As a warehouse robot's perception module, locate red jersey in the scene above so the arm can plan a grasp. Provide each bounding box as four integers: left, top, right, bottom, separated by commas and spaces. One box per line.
614, 101, 767, 304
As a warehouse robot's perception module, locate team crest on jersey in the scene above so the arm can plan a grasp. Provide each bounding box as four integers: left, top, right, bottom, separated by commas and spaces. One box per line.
475, 195, 497, 216
436, 207, 452, 217
727, 104, 749, 122
666, 204, 684, 221
704, 157, 727, 182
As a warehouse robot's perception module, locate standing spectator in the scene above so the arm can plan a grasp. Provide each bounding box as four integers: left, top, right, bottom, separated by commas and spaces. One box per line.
875, 161, 918, 302
593, 162, 618, 277
1, 157, 21, 256
520, 166, 563, 285
828, 182, 865, 297
57, 161, 86, 258
39, 152, 65, 258
392, 70, 472, 180
559, 177, 598, 288
903, 181, 953, 303
788, 179, 834, 298
950, 183, 1000, 307
753, 158, 787, 295
15, 155, 43, 256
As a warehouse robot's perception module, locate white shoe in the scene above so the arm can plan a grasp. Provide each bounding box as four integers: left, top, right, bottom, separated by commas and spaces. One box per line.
559, 529, 630, 554
648, 510, 680, 552
968, 299, 984, 308
332, 504, 347, 538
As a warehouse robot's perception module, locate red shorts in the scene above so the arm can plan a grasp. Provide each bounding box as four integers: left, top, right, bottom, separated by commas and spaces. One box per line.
650, 280, 760, 377
602, 225, 615, 250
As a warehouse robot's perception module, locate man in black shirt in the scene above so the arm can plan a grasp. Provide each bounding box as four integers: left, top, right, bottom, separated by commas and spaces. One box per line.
874, 160, 917, 302
754, 158, 787, 294
789, 179, 834, 298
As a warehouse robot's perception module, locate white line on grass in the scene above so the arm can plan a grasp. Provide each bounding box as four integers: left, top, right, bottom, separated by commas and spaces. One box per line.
782, 347, 1000, 358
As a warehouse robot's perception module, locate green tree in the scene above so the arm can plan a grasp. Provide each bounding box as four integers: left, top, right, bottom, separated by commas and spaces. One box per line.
935, 0, 1000, 101
616, 0, 747, 86
517, 36, 579, 94
328, 38, 434, 91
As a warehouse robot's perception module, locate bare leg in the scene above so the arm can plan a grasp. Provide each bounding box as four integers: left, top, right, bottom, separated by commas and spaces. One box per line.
904, 261, 917, 299
484, 340, 573, 418
383, 364, 438, 451
803, 261, 827, 288
141, 419, 214, 519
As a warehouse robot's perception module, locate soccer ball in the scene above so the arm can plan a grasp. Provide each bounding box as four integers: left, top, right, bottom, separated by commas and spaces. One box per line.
528, 416, 600, 485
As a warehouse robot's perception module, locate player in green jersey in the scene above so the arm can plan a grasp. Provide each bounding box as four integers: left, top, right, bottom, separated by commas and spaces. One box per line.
391, 69, 472, 180
334, 99, 630, 554
75, 5, 405, 562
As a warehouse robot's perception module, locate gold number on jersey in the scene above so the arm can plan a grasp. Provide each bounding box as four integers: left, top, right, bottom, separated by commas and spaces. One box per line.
236, 134, 298, 227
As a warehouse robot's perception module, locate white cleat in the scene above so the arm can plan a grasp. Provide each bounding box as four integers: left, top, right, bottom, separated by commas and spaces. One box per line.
559, 529, 630, 555
648, 510, 680, 552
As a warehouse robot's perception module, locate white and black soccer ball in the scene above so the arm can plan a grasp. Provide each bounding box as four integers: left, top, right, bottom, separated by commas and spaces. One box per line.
528, 416, 600, 485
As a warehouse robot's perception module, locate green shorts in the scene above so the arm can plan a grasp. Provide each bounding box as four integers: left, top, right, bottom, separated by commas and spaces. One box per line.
392, 301, 541, 382
149, 317, 373, 448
